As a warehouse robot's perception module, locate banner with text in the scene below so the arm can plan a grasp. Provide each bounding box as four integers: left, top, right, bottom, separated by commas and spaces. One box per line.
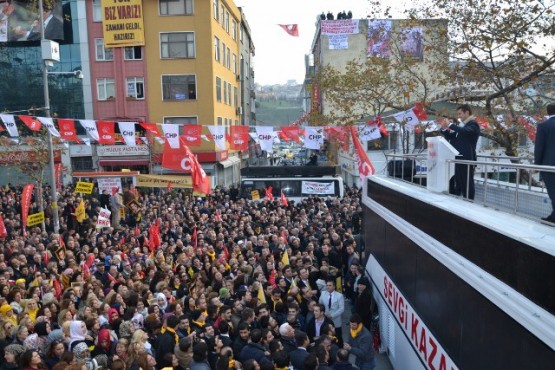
301, 181, 335, 195
97, 178, 123, 194
101, 0, 145, 48
97, 208, 111, 228
137, 174, 195, 189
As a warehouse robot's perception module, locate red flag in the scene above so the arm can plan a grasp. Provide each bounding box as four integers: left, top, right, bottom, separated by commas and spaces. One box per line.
326, 126, 350, 151
148, 223, 161, 253
368, 117, 388, 137
228, 126, 249, 151
412, 102, 428, 121
350, 126, 375, 177
265, 186, 273, 200
167, 181, 173, 192
21, 184, 34, 228
280, 126, 301, 143
517, 116, 537, 141
0, 214, 7, 238
57, 119, 81, 142
52, 277, 62, 299
82, 263, 90, 280
215, 209, 222, 222
54, 163, 62, 190
182, 125, 202, 146
279, 24, 299, 37
43, 251, 50, 265
192, 227, 198, 250
162, 142, 192, 172
134, 225, 140, 237
280, 192, 288, 207
97, 121, 115, 145
19, 115, 42, 131
140, 122, 163, 137
181, 141, 211, 195
269, 269, 276, 287
112, 187, 119, 195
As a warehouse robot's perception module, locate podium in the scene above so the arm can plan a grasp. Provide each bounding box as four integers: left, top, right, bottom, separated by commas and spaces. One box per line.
426, 136, 459, 193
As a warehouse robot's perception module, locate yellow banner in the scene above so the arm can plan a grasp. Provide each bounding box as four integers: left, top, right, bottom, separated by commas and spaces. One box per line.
101, 0, 145, 48
137, 174, 194, 188
27, 212, 45, 227
75, 181, 94, 194
76, 200, 87, 223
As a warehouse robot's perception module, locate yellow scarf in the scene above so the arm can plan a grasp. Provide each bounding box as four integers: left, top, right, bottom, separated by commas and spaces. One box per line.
192, 320, 205, 328
275, 367, 289, 370
271, 298, 282, 311
161, 326, 179, 344
207, 251, 216, 261
350, 323, 363, 339
229, 360, 235, 369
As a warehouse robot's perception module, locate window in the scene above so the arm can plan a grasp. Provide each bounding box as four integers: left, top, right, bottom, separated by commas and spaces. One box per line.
227, 84, 232, 106
71, 157, 93, 171
95, 39, 113, 61
159, 0, 193, 15
225, 11, 229, 32
226, 47, 231, 69
164, 117, 198, 125
213, 0, 218, 20
368, 131, 398, 151
232, 54, 237, 74
162, 75, 196, 101
97, 78, 115, 100
217, 117, 223, 125
124, 46, 142, 60
232, 20, 237, 40
221, 5, 224, 25
216, 77, 222, 102
240, 27, 243, 42
160, 32, 195, 58
234, 87, 238, 107
126, 77, 144, 99
222, 42, 226, 65
92, 0, 102, 22
223, 81, 228, 104
214, 37, 220, 61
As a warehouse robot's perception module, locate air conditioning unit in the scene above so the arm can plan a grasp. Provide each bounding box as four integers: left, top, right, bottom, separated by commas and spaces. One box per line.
236, 107, 243, 115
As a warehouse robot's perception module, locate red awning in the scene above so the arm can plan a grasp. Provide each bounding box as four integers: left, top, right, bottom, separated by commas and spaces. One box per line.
99, 159, 150, 166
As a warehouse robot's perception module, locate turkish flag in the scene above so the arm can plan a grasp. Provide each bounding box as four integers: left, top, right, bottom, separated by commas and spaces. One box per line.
0, 214, 7, 238
185, 145, 211, 195
57, 119, 81, 142
182, 125, 202, 146
19, 115, 42, 131
97, 121, 115, 145
279, 24, 299, 37
412, 102, 428, 121
228, 125, 249, 151
280, 126, 301, 143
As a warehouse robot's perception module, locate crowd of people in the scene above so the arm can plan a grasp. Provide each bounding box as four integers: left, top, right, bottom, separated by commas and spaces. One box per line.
0, 182, 378, 370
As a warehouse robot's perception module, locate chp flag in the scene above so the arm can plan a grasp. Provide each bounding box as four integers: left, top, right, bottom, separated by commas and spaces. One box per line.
97, 208, 111, 228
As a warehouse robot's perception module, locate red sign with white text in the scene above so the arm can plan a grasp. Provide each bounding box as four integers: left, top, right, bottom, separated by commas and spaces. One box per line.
21, 184, 34, 228
369, 256, 459, 370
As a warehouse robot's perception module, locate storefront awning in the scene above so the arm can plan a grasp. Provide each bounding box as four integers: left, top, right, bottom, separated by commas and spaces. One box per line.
99, 159, 150, 166
218, 156, 241, 168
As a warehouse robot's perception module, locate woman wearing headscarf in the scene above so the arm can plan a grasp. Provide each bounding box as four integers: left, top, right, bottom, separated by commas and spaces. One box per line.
32, 321, 50, 355
91, 328, 112, 358
67, 321, 87, 351
0, 305, 18, 327
155, 293, 168, 315
1, 344, 26, 370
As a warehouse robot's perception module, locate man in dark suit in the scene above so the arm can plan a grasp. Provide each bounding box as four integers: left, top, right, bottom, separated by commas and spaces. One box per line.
440, 104, 480, 199
289, 332, 310, 370
534, 103, 555, 223
306, 303, 334, 343
43, 3, 64, 40
354, 277, 374, 330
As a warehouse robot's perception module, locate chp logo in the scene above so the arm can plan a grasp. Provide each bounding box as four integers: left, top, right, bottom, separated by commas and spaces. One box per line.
179, 157, 192, 171
121, 131, 134, 137
212, 134, 224, 141
165, 132, 178, 139
258, 134, 272, 141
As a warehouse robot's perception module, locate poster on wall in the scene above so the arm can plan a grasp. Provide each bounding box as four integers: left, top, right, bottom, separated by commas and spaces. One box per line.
399, 27, 424, 60
367, 20, 392, 59
0, 0, 64, 42
328, 34, 348, 50
101, 0, 145, 48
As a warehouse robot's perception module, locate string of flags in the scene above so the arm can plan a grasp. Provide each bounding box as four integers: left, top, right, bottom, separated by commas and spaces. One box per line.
278, 24, 299, 37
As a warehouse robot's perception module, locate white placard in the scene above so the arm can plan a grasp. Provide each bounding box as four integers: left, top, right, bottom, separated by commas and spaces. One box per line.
301, 181, 335, 195
328, 34, 349, 50
96, 208, 112, 228
97, 178, 123, 194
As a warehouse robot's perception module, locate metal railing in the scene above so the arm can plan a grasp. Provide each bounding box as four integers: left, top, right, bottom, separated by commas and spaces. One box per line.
383, 154, 555, 220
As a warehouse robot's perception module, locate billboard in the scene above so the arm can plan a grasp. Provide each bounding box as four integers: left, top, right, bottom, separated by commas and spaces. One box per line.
399, 27, 424, 60
0, 0, 64, 42
101, 0, 145, 48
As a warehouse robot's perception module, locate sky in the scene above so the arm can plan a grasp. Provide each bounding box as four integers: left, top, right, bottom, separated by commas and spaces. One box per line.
234, 0, 406, 86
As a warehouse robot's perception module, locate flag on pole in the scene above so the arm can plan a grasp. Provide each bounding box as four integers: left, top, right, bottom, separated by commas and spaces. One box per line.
265, 186, 273, 200
280, 191, 288, 207
281, 251, 290, 266
350, 126, 376, 178
0, 214, 7, 238
279, 24, 299, 37
75, 200, 87, 223
257, 283, 266, 304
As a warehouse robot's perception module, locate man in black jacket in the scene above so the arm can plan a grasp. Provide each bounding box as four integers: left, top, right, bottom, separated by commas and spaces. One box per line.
157, 315, 180, 364
534, 103, 555, 223
440, 104, 480, 199
354, 277, 374, 330
239, 329, 272, 365
306, 304, 334, 342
